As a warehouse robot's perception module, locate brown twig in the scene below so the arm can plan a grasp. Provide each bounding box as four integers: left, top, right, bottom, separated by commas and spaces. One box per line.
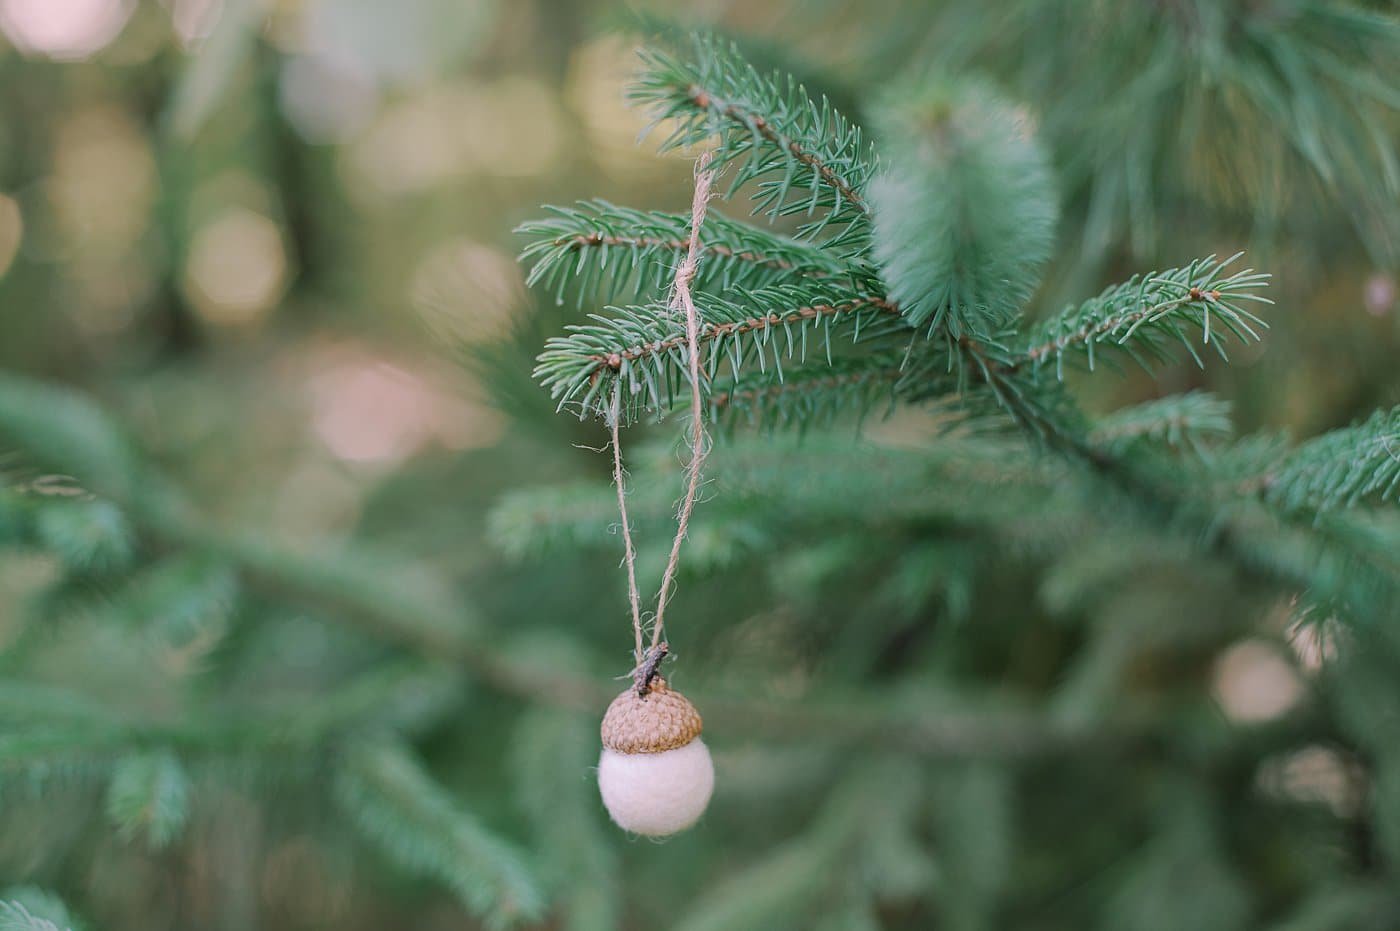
559, 232, 800, 273
587, 297, 899, 375
1019, 292, 1220, 367
687, 84, 870, 215
632, 641, 669, 696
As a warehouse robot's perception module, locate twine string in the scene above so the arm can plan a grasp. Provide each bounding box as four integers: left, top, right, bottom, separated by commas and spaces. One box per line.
608, 385, 644, 665
609, 151, 716, 694
652, 151, 716, 652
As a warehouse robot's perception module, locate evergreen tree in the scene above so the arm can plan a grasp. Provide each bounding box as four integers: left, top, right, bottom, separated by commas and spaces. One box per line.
0, 3, 1398, 929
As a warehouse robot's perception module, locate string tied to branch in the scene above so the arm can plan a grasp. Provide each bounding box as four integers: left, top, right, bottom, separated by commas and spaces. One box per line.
607, 150, 716, 697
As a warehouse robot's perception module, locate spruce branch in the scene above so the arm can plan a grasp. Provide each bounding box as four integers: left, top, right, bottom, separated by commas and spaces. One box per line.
511, 711, 620, 929
0, 681, 131, 731
1020, 254, 1272, 379
870, 76, 1058, 340
517, 200, 862, 307
944, 329, 1393, 619
0, 893, 79, 931
630, 34, 875, 249
1267, 510, 1400, 622
488, 482, 645, 559
335, 740, 545, 929
31, 498, 132, 572
0, 373, 142, 504
0, 903, 70, 931
863, 1, 1400, 260
1263, 406, 1400, 512
672, 763, 926, 931
707, 357, 905, 431
954, 335, 1090, 449
973, 368, 1396, 621
705, 352, 978, 430
106, 750, 190, 850
130, 464, 1345, 759
101, 555, 237, 650
490, 435, 1067, 562
1089, 392, 1235, 453
0, 374, 1367, 761
149, 510, 479, 658
533, 285, 904, 418
0, 665, 460, 777
935, 268, 1283, 613
149, 484, 1117, 761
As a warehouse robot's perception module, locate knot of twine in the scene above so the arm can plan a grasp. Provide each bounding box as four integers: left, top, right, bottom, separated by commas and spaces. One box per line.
609, 151, 716, 697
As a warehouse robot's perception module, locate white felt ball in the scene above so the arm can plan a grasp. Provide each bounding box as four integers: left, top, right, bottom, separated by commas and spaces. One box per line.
598, 738, 714, 836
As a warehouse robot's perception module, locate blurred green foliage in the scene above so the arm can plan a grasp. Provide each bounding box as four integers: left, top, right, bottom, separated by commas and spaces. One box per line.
0, 1, 1397, 930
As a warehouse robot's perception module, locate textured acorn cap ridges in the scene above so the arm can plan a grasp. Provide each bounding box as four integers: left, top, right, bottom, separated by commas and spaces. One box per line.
600, 678, 703, 754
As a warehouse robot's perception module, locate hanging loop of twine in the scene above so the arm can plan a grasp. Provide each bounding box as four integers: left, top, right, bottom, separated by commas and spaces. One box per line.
607, 385, 644, 665
610, 151, 716, 697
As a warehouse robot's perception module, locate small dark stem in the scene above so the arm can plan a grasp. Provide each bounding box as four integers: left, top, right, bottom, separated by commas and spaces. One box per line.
560, 232, 800, 273
587, 296, 898, 374
632, 642, 669, 697
686, 84, 870, 216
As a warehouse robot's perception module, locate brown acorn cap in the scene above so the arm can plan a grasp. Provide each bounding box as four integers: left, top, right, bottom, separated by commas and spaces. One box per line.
600, 678, 703, 754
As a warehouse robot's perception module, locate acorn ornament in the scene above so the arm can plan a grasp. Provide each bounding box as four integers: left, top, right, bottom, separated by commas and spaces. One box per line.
598, 676, 714, 836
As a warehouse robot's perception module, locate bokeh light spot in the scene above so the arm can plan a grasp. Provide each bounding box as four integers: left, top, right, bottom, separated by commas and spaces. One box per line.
1365, 274, 1396, 317
183, 207, 289, 326
308, 355, 501, 464
409, 237, 522, 345
0, 193, 22, 278
163, 0, 223, 47
48, 106, 156, 251
344, 78, 562, 201
1212, 639, 1303, 723
0, 0, 134, 60
1258, 745, 1363, 817
463, 77, 561, 178
279, 53, 378, 144
299, 0, 496, 87
567, 36, 687, 180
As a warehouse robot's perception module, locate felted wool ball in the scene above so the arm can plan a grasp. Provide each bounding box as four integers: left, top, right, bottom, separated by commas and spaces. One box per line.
598, 678, 714, 836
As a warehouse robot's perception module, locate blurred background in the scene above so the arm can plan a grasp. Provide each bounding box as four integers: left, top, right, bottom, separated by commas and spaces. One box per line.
0, 0, 1398, 929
